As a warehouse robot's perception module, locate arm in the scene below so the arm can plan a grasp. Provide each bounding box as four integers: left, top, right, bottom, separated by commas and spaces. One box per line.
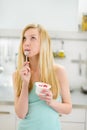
12, 62, 31, 119
39, 65, 72, 114
48, 65, 72, 114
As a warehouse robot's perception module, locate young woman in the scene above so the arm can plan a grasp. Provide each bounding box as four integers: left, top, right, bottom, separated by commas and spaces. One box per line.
12, 24, 72, 130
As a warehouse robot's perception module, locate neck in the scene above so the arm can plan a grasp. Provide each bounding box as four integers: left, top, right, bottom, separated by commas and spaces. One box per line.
29, 56, 39, 72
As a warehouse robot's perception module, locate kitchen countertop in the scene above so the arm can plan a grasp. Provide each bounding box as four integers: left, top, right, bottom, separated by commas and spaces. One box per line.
0, 87, 87, 108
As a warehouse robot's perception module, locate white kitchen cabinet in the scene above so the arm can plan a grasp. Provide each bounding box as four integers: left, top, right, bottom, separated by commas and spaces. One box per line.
15, 116, 20, 130
62, 122, 85, 130
61, 123, 84, 130
60, 108, 86, 130
0, 105, 16, 130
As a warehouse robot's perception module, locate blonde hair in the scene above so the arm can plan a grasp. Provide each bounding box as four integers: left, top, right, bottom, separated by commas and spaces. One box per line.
14, 24, 60, 99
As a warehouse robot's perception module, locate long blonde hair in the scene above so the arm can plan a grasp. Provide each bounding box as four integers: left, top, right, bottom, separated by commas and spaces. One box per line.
14, 24, 60, 99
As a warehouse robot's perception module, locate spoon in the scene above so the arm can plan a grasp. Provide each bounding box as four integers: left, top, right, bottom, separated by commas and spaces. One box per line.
24, 51, 29, 62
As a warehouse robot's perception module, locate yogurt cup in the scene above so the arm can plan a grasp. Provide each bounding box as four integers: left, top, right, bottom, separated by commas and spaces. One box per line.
35, 82, 51, 95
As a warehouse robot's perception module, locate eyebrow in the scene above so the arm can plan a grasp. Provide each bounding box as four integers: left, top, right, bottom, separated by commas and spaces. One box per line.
31, 34, 38, 37
24, 34, 38, 37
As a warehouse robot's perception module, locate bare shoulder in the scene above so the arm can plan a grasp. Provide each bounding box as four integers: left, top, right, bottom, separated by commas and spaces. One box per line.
54, 63, 68, 81
54, 63, 66, 74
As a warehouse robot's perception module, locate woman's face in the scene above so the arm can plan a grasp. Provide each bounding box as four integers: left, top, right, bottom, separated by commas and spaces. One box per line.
22, 28, 40, 58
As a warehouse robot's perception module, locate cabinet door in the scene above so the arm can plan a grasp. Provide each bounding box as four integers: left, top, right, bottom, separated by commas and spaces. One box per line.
61, 122, 84, 130
0, 105, 16, 130
60, 108, 86, 130
15, 116, 20, 130
60, 108, 85, 123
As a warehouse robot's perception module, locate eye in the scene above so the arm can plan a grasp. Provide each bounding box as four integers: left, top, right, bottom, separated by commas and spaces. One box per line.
31, 36, 36, 39
23, 36, 26, 41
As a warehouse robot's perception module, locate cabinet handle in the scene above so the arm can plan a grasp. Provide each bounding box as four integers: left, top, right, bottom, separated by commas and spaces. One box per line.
0, 111, 10, 114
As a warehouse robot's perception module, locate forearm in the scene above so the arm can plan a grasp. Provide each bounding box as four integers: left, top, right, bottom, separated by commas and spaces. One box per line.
15, 82, 29, 119
48, 99, 72, 114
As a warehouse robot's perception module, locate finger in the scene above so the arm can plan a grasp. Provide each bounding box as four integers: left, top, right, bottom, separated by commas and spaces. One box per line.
41, 90, 51, 96
39, 90, 53, 100
20, 69, 27, 74
41, 89, 49, 94
39, 93, 46, 100
39, 93, 51, 100
25, 66, 30, 72
21, 65, 30, 73
39, 96, 45, 100
23, 62, 30, 67
20, 70, 27, 75
20, 67, 30, 75
39, 96, 51, 103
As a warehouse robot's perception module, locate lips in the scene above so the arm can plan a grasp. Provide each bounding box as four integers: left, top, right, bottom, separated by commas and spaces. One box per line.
24, 49, 31, 54
24, 49, 31, 57
24, 48, 30, 51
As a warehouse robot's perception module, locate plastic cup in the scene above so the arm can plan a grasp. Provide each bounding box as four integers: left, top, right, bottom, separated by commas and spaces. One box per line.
35, 82, 51, 95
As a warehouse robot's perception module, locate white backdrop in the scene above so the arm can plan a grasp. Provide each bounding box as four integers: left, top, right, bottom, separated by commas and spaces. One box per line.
0, 0, 78, 31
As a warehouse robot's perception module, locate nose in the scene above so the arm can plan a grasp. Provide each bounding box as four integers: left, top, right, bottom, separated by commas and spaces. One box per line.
24, 39, 31, 47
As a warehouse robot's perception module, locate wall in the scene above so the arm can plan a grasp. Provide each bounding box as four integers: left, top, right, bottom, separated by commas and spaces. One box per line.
0, 0, 78, 31
52, 38, 87, 89
0, 32, 87, 90
0, 38, 19, 87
